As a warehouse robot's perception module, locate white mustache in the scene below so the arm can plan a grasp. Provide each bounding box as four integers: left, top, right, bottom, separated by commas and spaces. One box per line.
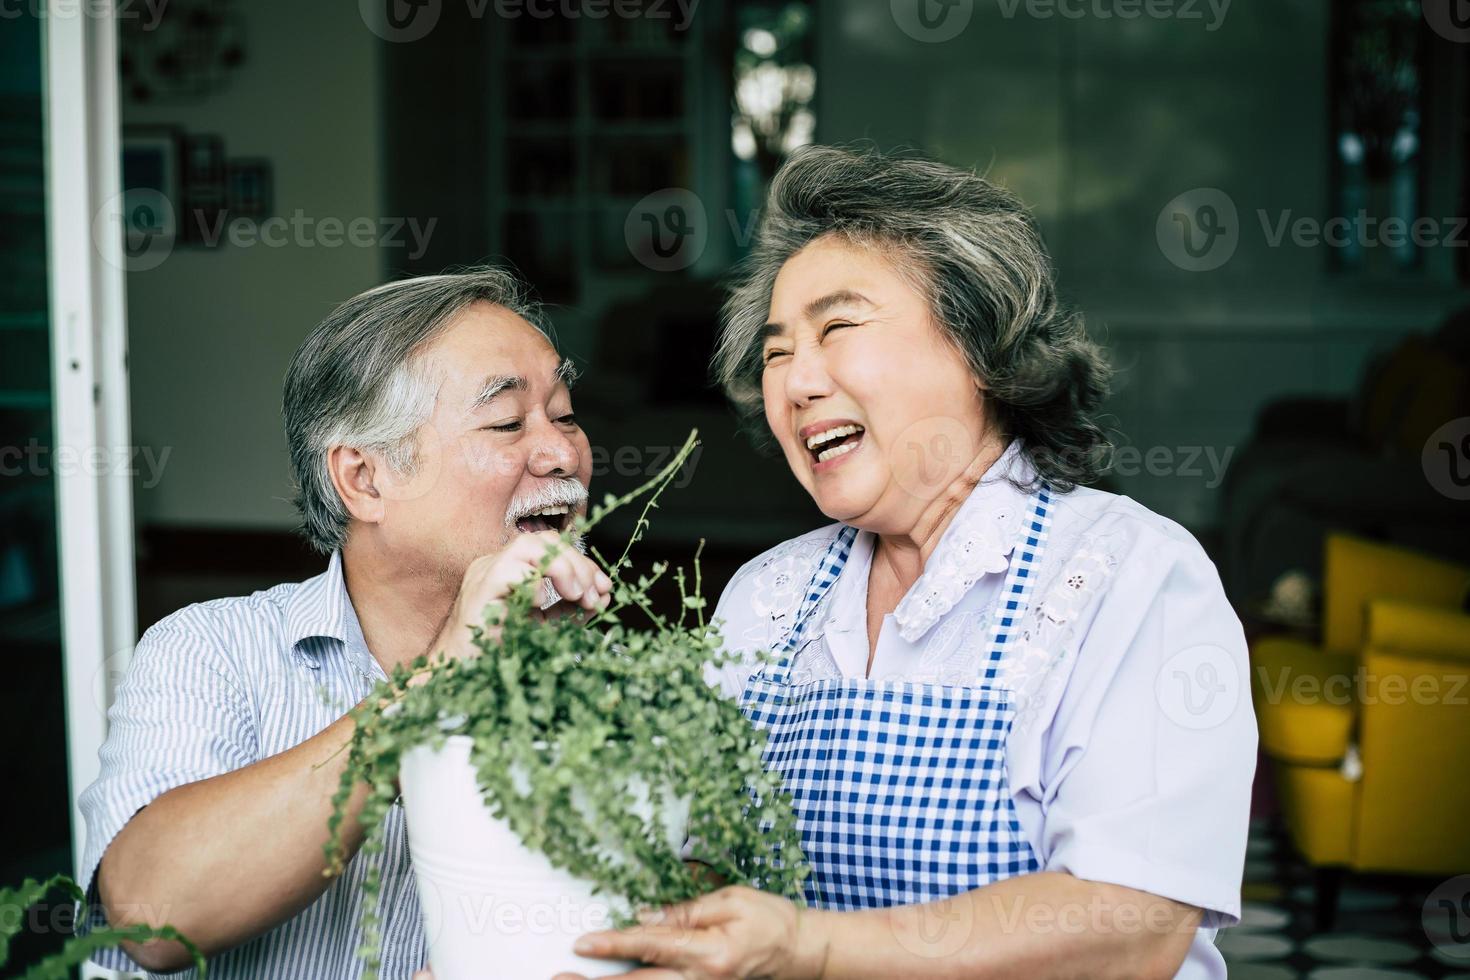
504, 478, 589, 533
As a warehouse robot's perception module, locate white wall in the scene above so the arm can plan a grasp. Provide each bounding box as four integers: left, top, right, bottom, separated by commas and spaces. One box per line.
123, 0, 381, 529
818, 0, 1469, 529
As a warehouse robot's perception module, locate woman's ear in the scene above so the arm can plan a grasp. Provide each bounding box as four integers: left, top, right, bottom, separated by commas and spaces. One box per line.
328, 445, 385, 527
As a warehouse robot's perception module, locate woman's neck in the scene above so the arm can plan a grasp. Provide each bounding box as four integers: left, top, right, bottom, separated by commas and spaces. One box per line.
871, 435, 1010, 596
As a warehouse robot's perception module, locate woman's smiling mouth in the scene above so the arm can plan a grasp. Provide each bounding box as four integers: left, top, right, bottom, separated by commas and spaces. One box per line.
802, 420, 866, 471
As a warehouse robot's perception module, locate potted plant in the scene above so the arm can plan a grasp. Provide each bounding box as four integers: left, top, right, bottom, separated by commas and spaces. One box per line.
324, 431, 809, 980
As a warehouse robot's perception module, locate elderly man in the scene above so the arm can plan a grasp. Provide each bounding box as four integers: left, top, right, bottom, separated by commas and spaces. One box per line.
78, 267, 613, 978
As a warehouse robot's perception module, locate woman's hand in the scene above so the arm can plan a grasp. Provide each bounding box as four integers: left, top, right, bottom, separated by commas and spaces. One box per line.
556, 886, 830, 980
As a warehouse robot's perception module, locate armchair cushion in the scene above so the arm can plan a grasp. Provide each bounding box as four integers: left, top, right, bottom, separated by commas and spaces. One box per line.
1250, 636, 1355, 765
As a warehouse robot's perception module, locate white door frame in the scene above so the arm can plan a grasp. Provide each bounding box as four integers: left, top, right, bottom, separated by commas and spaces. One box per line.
42, 0, 138, 877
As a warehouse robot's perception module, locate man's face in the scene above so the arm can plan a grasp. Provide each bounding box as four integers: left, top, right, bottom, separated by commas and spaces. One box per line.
371, 301, 592, 584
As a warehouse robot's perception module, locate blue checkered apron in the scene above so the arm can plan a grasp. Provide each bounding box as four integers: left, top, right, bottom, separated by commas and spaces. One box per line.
739, 486, 1054, 910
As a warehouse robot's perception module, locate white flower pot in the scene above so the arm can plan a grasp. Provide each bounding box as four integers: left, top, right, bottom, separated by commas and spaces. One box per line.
399, 736, 639, 979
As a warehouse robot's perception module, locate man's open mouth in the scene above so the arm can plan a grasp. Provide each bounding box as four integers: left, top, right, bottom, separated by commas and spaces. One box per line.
806, 423, 865, 464
514, 505, 572, 534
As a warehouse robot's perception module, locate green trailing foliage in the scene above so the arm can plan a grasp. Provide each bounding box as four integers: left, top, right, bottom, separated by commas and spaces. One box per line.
323, 429, 809, 979
0, 874, 207, 979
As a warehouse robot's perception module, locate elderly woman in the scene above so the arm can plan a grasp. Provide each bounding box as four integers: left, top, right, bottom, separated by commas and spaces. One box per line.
566, 146, 1256, 980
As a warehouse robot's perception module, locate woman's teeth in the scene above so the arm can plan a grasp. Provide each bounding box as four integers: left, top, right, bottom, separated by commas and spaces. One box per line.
806, 424, 864, 463
817, 440, 859, 463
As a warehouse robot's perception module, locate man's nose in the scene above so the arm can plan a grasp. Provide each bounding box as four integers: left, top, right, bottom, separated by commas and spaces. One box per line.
527, 418, 580, 478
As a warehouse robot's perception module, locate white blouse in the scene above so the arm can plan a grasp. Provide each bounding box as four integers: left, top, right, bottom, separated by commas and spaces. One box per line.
702, 440, 1257, 980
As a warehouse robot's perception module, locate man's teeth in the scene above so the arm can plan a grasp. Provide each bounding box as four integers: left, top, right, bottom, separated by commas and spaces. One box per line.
816, 441, 859, 463
805, 424, 863, 451
525, 505, 570, 519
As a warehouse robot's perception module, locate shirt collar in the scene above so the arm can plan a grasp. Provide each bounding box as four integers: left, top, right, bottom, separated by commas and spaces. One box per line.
285, 551, 380, 680
891, 439, 1036, 644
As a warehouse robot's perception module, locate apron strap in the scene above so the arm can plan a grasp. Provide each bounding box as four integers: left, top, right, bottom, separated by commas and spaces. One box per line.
767, 525, 859, 681
980, 483, 1054, 682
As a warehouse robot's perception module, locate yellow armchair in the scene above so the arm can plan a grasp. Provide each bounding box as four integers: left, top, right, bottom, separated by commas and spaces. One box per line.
1250, 535, 1470, 928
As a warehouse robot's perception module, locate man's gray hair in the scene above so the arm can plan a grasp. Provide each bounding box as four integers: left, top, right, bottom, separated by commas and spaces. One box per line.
714, 144, 1112, 491
283, 265, 549, 554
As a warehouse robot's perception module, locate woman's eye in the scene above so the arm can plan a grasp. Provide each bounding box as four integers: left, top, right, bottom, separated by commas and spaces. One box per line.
762, 348, 790, 365
822, 322, 855, 337
556, 414, 579, 426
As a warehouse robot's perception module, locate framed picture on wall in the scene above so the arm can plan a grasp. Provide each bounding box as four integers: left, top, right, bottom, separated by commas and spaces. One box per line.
120, 126, 180, 248
225, 158, 272, 220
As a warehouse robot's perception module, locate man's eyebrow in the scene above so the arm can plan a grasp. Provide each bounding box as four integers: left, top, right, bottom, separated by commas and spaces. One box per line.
761, 290, 874, 341
466, 374, 526, 413
555, 357, 580, 390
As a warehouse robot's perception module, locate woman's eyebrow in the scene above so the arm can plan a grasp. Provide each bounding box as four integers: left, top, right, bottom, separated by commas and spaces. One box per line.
763, 290, 875, 339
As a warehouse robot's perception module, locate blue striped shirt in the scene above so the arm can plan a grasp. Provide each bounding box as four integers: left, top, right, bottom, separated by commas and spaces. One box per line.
78, 553, 426, 978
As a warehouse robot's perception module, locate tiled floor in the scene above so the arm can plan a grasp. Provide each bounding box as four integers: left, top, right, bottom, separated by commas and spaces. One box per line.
1220, 818, 1470, 979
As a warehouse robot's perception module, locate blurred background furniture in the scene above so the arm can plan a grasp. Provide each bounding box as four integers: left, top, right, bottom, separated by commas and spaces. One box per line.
1222, 308, 1470, 606
1251, 534, 1470, 929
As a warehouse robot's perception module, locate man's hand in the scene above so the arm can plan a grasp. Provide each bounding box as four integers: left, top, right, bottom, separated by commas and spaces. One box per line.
425, 531, 614, 667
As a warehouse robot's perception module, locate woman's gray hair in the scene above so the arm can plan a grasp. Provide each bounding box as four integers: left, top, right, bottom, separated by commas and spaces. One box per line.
714, 144, 1112, 491
283, 265, 549, 554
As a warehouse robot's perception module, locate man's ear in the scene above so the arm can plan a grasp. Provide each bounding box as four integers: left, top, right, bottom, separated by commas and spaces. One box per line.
327, 446, 385, 527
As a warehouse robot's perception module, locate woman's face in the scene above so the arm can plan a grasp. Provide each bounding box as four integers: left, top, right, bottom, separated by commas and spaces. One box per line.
760, 236, 993, 535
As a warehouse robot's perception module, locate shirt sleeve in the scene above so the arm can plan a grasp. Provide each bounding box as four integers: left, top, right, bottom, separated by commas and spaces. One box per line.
76, 612, 259, 962
1037, 526, 1257, 930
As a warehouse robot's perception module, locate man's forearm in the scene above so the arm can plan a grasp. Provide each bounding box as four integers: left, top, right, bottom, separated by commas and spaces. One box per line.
804, 872, 1200, 980
100, 699, 372, 970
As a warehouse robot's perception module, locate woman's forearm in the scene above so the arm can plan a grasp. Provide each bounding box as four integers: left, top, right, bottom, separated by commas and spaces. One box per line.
98, 700, 372, 971
803, 872, 1200, 980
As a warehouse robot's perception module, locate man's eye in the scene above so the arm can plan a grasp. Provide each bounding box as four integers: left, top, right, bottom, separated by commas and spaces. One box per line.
822, 322, 855, 337
763, 349, 790, 365
556, 414, 579, 426
485, 421, 522, 432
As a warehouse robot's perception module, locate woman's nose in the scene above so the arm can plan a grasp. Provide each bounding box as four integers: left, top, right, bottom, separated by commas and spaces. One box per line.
784, 344, 833, 407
